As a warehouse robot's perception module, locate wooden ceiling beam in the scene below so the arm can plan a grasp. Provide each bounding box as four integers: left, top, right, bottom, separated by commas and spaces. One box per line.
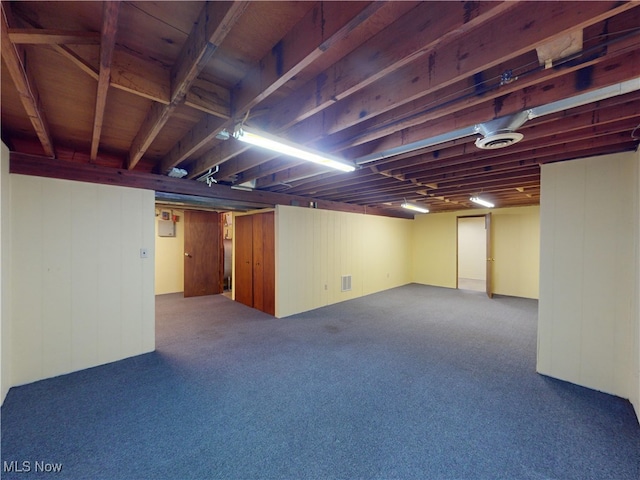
184, 77, 230, 119
336, 131, 631, 202
321, 1, 636, 137
13, 9, 231, 115
339, 175, 543, 205
327, 19, 640, 151
128, 1, 249, 170
90, 1, 120, 161
262, 107, 639, 196
170, 2, 249, 105
398, 120, 638, 181
234, 1, 401, 114
172, 1, 398, 178
333, 47, 639, 152
392, 110, 640, 178
215, 149, 278, 183
372, 90, 640, 175
348, 49, 640, 166
50, 44, 172, 104
8, 28, 100, 44
0, 3, 54, 157
236, 158, 307, 186
9, 152, 411, 219
262, 1, 513, 133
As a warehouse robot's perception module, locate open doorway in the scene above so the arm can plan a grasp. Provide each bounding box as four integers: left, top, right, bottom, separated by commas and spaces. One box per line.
154, 207, 230, 298
457, 214, 493, 296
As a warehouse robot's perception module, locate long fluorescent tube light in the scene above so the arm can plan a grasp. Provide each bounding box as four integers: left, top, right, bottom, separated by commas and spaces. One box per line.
233, 125, 356, 172
401, 201, 429, 214
470, 196, 494, 208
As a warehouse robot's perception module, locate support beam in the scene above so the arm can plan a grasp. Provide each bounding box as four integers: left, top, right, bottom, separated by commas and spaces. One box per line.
358, 49, 640, 162
128, 1, 248, 170
262, 1, 513, 133
328, 28, 640, 152
0, 3, 54, 157
90, 1, 120, 161
8, 28, 100, 44
9, 152, 411, 219
320, 1, 636, 137
170, 1, 407, 177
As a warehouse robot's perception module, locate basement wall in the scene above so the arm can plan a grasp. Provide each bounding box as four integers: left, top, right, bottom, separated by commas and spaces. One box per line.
8, 174, 155, 388
538, 151, 639, 423
275, 205, 413, 318
411, 205, 540, 299
1, 142, 12, 404
155, 208, 185, 295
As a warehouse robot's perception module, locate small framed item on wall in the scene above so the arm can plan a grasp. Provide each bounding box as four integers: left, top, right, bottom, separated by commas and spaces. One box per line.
161, 210, 171, 221
158, 219, 175, 237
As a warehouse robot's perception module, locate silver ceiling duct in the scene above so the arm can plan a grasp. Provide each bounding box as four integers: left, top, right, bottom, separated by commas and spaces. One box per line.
355, 79, 640, 165
474, 110, 530, 149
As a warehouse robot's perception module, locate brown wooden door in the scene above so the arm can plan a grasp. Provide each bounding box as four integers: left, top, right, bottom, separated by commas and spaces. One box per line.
234, 214, 254, 308
234, 212, 275, 315
184, 210, 223, 297
485, 212, 493, 299
252, 212, 275, 315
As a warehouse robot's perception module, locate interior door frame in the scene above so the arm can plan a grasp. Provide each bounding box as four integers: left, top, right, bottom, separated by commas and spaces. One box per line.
456, 213, 493, 298
183, 210, 224, 297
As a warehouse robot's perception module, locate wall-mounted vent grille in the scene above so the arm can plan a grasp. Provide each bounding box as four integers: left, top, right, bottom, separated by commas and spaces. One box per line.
341, 275, 352, 292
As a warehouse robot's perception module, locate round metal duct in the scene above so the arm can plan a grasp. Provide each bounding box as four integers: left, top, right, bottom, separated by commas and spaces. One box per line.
475, 131, 524, 149
474, 110, 530, 150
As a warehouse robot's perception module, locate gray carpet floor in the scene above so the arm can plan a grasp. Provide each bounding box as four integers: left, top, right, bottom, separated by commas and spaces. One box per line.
1, 284, 639, 479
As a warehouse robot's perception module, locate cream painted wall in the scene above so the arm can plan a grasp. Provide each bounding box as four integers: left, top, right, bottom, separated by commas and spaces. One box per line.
1, 143, 12, 404
412, 206, 540, 299
457, 217, 486, 280
275, 205, 413, 318
538, 152, 637, 405
10, 175, 155, 387
634, 149, 640, 421
155, 209, 184, 295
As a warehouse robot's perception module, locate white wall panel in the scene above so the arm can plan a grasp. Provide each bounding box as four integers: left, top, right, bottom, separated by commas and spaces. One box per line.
276, 206, 412, 318
538, 152, 637, 401
1, 143, 12, 404
12, 175, 44, 384
71, 183, 100, 371
41, 180, 72, 379
10, 175, 155, 387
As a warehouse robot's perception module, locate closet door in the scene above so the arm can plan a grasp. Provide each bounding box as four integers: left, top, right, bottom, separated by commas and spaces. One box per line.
253, 212, 275, 315
234, 214, 254, 308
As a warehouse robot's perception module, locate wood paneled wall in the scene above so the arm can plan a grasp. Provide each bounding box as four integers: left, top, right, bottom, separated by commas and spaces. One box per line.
538, 152, 638, 404
1, 143, 12, 404
9, 175, 155, 387
275, 205, 413, 318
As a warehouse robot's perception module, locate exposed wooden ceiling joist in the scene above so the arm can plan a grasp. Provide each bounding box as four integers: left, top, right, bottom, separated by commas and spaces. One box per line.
1, 2, 54, 157
127, 0, 249, 170
2, 1, 638, 215
90, 0, 120, 161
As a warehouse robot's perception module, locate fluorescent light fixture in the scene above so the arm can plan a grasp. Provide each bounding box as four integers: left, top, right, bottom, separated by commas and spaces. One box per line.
470, 196, 495, 208
233, 125, 356, 172
401, 201, 429, 214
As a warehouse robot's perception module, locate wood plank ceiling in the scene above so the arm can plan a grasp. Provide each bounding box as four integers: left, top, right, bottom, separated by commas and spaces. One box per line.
2, 1, 639, 217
